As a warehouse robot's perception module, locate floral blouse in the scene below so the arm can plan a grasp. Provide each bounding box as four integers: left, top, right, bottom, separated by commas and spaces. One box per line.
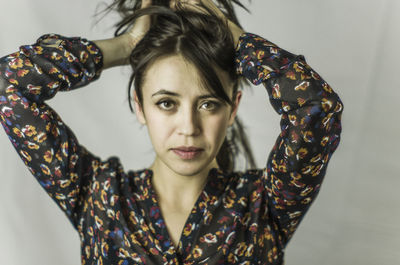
0, 32, 343, 264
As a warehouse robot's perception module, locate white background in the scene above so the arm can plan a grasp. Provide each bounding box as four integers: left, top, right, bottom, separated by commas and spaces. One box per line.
0, 0, 399, 264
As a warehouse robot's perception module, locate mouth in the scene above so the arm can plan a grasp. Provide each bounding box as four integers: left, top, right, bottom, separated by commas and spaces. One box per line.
171, 146, 204, 160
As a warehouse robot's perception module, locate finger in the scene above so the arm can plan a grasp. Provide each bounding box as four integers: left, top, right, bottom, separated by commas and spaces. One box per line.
200, 0, 224, 18
174, 1, 207, 14
177, 0, 225, 19
141, 0, 152, 8
128, 0, 152, 39
171, 0, 201, 11
169, 0, 176, 9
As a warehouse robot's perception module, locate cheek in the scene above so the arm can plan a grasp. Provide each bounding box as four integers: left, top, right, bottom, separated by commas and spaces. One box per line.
203, 114, 230, 144
144, 110, 173, 144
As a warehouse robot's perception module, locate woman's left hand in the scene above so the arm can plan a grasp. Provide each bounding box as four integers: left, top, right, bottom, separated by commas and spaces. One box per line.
171, 0, 245, 47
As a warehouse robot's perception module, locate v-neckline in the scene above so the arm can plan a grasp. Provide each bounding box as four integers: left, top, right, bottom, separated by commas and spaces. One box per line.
144, 167, 228, 257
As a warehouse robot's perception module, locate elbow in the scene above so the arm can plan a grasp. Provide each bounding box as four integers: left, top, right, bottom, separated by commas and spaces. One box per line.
320, 93, 344, 149
322, 85, 344, 116
302, 73, 343, 116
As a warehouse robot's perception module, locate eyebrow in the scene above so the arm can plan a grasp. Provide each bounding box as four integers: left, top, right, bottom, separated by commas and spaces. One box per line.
151, 89, 179, 97
151, 89, 219, 100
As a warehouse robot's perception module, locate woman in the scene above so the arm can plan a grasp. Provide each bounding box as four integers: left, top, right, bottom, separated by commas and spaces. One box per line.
0, 0, 343, 264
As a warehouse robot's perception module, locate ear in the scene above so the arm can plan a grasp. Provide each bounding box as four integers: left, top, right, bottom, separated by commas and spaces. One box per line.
228, 90, 242, 126
133, 90, 146, 125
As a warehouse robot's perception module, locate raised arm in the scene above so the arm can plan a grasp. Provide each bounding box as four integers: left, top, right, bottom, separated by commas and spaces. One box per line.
235, 33, 343, 249
0, 0, 152, 230
0, 34, 104, 229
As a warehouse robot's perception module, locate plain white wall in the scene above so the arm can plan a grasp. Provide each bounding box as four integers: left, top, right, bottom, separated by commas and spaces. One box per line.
0, 0, 399, 264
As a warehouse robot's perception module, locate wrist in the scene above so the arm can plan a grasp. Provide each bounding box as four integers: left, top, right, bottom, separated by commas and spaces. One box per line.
94, 34, 134, 69
228, 21, 245, 48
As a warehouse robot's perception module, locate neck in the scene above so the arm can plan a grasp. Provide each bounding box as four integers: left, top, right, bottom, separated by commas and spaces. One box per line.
149, 159, 218, 210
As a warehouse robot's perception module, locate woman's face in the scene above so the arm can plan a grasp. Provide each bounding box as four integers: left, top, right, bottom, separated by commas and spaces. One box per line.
134, 55, 241, 177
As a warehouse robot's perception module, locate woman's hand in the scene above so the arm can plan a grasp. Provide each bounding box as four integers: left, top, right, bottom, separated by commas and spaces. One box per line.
94, 0, 152, 69
96, 0, 245, 69
173, 0, 245, 47
126, 0, 153, 50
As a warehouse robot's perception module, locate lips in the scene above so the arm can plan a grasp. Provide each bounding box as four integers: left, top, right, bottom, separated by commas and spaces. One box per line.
173, 146, 203, 152
171, 146, 204, 159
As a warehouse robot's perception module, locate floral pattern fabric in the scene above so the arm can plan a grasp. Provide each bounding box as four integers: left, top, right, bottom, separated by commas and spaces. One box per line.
0, 32, 343, 264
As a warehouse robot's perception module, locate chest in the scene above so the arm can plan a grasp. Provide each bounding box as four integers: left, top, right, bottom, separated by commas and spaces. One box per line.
160, 206, 193, 248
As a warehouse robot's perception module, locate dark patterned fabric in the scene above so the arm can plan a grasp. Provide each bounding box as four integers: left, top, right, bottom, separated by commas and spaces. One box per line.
0, 32, 343, 264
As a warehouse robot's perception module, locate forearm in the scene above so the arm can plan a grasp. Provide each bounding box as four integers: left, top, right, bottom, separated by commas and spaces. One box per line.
0, 34, 102, 103
228, 20, 245, 49
236, 33, 343, 113
93, 34, 136, 69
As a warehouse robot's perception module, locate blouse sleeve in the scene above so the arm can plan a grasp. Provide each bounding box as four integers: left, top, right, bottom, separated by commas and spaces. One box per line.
0, 34, 104, 230
235, 33, 344, 249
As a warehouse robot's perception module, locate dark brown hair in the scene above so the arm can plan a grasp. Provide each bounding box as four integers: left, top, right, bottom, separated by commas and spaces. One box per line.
104, 0, 255, 172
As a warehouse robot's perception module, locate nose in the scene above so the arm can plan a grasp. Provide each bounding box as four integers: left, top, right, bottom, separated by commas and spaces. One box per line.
177, 107, 201, 136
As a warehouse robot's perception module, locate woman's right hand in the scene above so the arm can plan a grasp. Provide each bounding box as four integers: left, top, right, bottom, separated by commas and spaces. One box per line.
126, 0, 153, 51
94, 0, 153, 69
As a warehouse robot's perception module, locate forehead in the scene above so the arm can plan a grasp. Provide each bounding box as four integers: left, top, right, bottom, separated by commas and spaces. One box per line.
141, 55, 233, 97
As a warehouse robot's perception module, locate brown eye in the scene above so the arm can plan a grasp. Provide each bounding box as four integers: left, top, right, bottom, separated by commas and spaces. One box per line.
156, 100, 175, 110
200, 101, 220, 111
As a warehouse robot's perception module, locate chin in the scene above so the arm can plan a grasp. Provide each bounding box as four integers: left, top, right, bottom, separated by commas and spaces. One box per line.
153, 150, 218, 178
165, 158, 216, 177
169, 163, 209, 177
